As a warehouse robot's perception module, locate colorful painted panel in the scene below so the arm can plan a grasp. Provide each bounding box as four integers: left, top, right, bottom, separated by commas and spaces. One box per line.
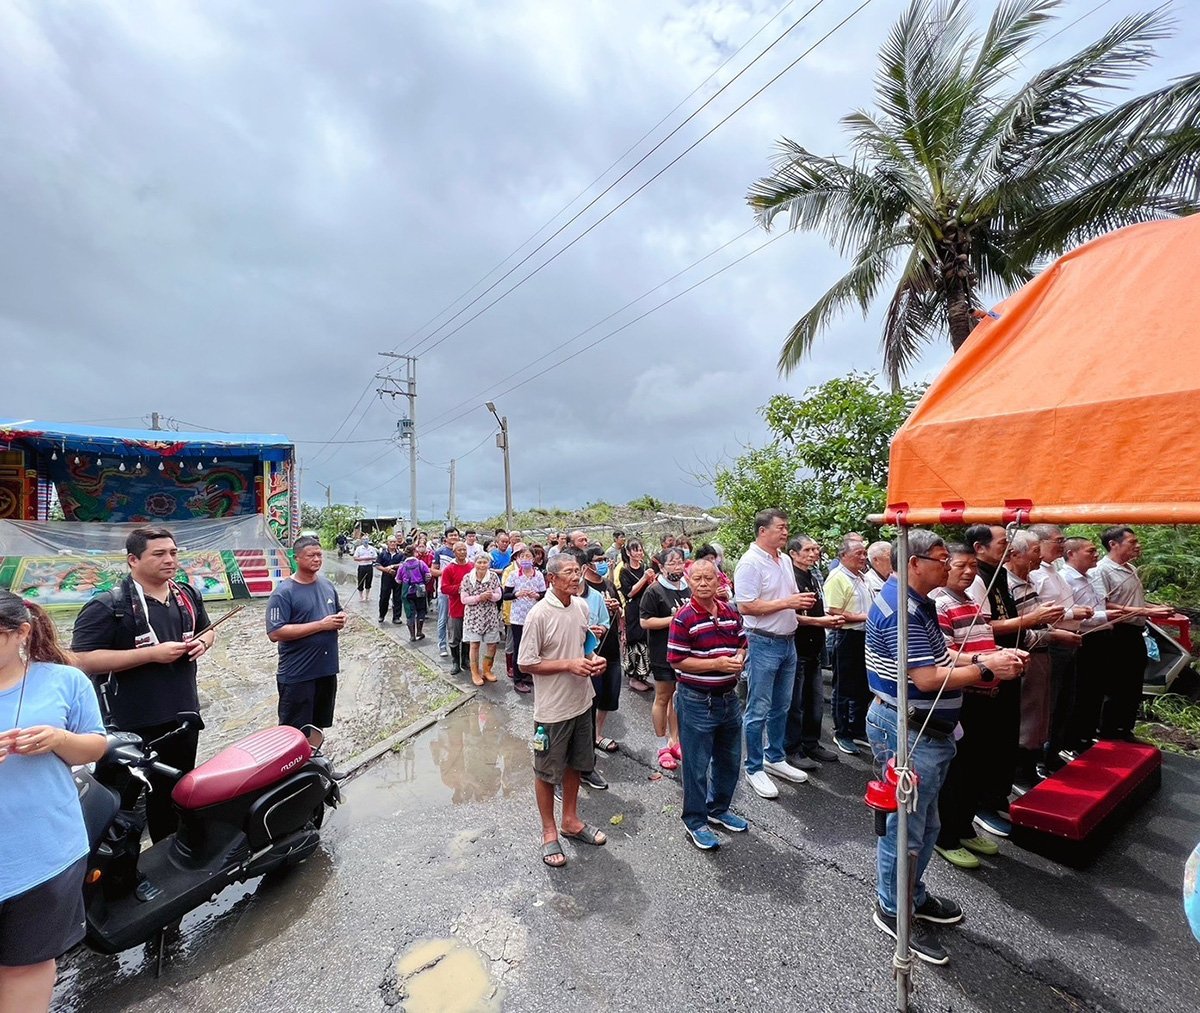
47, 457, 258, 523
5, 550, 288, 609
265, 459, 296, 545
0, 451, 26, 520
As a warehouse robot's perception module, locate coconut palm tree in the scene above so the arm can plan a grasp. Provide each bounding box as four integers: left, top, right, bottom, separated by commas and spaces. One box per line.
747, 0, 1200, 388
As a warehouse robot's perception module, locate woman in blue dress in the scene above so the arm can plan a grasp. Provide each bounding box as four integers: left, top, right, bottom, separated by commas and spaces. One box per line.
0, 590, 106, 1013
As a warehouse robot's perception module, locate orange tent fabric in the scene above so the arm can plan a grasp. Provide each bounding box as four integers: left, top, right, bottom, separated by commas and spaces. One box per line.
884, 216, 1200, 526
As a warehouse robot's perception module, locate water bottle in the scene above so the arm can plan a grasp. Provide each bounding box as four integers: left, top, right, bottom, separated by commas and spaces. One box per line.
532, 725, 549, 753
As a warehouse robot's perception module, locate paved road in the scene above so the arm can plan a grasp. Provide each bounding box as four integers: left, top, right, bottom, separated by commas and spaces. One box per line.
55, 595, 1200, 1012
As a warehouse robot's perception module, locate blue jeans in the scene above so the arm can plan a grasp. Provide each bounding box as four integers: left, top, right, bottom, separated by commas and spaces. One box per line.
437, 594, 450, 650
675, 683, 743, 831
743, 632, 796, 773
866, 699, 956, 915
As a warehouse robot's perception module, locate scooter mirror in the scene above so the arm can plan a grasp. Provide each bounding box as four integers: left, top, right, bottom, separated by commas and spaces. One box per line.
176, 711, 205, 731
301, 725, 324, 750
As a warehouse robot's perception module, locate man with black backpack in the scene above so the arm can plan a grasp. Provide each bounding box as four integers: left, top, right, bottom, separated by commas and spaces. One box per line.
71, 526, 215, 842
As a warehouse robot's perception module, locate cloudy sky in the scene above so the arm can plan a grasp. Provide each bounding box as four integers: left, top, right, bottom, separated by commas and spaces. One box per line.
2, 0, 1195, 522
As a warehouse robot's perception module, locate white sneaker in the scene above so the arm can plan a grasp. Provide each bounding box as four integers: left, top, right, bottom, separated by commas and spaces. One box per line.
764, 759, 809, 784
746, 770, 779, 799
439, 647, 448, 657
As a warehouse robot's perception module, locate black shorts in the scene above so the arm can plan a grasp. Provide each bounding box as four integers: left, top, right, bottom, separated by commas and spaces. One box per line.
277, 676, 338, 729
532, 713, 594, 784
651, 663, 677, 684
0, 857, 87, 965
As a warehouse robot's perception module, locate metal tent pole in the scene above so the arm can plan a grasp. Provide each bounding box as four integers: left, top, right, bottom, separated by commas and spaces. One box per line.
894, 523, 912, 1012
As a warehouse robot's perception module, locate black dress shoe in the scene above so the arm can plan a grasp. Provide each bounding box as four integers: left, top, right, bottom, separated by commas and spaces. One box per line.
805, 743, 840, 763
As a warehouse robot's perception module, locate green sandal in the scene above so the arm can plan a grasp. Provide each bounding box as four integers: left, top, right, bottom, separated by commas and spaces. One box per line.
934, 845, 980, 870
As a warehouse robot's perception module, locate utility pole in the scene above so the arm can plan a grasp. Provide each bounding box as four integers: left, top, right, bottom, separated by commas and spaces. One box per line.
377, 353, 418, 529
485, 401, 513, 531
448, 458, 457, 528
150, 412, 162, 431
316, 481, 332, 509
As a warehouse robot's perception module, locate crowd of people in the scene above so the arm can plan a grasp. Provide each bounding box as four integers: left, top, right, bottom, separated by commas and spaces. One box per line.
0, 512, 1175, 1008
351, 514, 1172, 964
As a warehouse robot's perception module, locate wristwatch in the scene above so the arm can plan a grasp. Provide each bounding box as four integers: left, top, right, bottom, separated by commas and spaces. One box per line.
971, 653, 995, 683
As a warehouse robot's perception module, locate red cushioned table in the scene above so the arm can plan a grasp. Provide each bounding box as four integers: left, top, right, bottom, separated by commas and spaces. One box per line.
1009, 741, 1162, 867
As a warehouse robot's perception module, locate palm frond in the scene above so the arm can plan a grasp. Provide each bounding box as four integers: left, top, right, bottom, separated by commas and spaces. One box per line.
881, 254, 944, 389
777, 246, 898, 376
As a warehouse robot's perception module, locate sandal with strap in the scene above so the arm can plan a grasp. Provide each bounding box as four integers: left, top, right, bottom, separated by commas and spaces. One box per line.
657, 747, 678, 771
541, 839, 567, 867
561, 823, 607, 846
595, 737, 619, 753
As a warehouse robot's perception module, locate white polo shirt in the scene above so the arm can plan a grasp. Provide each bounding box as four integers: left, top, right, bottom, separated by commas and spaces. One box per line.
734, 541, 799, 636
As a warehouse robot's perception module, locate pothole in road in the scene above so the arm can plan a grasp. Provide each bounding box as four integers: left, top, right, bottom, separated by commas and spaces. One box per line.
386, 937, 501, 1012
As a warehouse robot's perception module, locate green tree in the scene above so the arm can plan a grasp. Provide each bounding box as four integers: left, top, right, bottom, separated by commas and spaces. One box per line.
747, 0, 1200, 387
712, 374, 924, 555
317, 504, 359, 549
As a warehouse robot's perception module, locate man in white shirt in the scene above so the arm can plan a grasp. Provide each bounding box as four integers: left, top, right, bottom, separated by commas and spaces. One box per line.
734, 508, 817, 798
462, 530, 485, 563
1089, 526, 1173, 741
1059, 536, 1114, 752
865, 541, 892, 596
1030, 525, 1093, 768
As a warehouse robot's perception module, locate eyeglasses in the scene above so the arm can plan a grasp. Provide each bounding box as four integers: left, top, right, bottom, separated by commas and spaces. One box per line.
913, 554, 951, 567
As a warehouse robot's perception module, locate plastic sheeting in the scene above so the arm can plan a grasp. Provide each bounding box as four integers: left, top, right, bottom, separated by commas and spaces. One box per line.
0, 515, 285, 556
885, 216, 1200, 525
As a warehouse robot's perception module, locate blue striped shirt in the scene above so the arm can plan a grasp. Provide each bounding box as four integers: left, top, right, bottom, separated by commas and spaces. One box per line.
866, 575, 959, 720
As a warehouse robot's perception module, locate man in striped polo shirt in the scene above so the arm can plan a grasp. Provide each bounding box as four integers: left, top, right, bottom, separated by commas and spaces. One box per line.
667, 558, 749, 851
931, 544, 1030, 871
866, 531, 1024, 965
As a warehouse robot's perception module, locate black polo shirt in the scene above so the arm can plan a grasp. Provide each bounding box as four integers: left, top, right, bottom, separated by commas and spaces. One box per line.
793, 566, 827, 658
71, 585, 210, 730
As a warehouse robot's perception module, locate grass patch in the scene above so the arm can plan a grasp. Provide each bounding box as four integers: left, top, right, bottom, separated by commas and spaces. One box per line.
1136, 694, 1200, 755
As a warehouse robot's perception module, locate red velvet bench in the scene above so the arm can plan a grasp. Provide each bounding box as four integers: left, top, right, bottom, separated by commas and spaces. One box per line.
1009, 741, 1162, 867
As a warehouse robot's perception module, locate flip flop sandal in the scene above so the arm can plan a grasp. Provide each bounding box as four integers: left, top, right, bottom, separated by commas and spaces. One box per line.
657, 747, 678, 771
595, 737, 619, 753
541, 840, 567, 867
561, 824, 607, 846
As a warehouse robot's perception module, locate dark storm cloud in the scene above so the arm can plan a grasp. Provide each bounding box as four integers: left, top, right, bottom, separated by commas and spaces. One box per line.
1, 0, 1193, 521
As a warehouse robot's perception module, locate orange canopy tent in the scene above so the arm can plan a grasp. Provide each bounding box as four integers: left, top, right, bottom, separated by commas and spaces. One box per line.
875, 216, 1200, 1012
883, 215, 1200, 527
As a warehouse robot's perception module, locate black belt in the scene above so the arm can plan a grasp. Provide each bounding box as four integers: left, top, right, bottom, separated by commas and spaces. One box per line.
746, 628, 794, 641
874, 697, 956, 739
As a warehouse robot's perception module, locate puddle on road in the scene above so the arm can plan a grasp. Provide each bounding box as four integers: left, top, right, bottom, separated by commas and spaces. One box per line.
346, 702, 533, 822
391, 938, 500, 1013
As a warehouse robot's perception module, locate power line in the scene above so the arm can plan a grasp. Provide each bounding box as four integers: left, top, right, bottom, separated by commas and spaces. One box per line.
403, 0, 872, 363
420, 226, 758, 433
391, 0, 804, 358
422, 230, 789, 440
401, 0, 835, 360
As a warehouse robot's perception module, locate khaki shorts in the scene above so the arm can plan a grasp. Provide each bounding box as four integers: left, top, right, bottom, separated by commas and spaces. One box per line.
532, 712, 595, 784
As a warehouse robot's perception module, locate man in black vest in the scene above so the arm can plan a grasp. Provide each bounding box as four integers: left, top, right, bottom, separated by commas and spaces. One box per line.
376, 536, 405, 625
72, 526, 215, 842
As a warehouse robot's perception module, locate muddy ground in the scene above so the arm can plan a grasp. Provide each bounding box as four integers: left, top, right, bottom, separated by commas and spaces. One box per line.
54, 579, 459, 764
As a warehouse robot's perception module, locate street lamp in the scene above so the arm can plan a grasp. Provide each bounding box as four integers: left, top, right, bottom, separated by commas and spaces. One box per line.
485, 401, 513, 530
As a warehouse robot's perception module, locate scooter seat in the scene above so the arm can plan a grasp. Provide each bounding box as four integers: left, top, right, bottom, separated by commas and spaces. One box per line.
173, 726, 313, 810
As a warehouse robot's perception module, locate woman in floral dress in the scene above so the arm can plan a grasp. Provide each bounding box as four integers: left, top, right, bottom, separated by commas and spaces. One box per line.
460, 555, 503, 686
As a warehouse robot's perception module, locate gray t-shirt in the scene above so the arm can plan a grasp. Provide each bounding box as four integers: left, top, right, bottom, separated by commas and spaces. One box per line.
266, 576, 341, 684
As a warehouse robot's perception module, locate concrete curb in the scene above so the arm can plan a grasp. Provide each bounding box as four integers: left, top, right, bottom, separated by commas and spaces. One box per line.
340, 687, 477, 782
337, 623, 477, 781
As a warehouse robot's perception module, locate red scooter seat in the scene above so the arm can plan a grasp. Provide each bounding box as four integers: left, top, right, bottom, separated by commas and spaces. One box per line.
173, 726, 312, 810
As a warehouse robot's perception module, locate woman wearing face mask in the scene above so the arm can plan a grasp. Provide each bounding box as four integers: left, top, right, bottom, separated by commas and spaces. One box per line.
614, 540, 655, 693
582, 546, 623, 755
0, 591, 107, 1013
503, 546, 545, 694
639, 548, 690, 769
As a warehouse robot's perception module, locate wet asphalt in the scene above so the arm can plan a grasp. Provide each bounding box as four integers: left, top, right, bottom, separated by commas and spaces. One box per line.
53, 571, 1200, 1013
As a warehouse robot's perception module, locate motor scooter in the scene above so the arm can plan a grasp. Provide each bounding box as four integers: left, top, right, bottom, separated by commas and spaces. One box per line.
74, 713, 340, 956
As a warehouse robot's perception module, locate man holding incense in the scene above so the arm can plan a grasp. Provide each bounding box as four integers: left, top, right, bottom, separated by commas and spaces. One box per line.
71, 525, 215, 842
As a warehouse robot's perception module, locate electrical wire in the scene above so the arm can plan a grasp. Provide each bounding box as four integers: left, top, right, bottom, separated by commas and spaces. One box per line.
419, 226, 758, 432
404, 0, 849, 362
390, 0, 804, 358
420, 230, 789, 439
400, 0, 821, 360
